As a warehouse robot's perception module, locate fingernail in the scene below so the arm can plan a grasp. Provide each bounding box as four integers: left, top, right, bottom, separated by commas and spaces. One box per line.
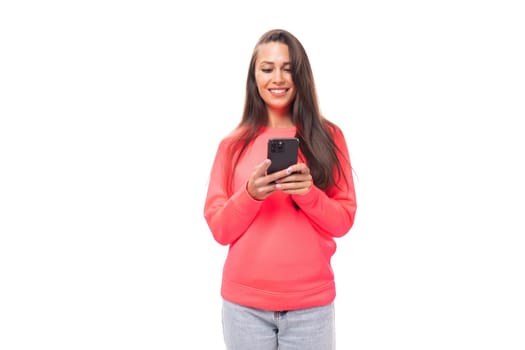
286, 167, 293, 174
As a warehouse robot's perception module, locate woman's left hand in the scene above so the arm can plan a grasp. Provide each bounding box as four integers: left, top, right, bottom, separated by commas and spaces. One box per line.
274, 163, 313, 195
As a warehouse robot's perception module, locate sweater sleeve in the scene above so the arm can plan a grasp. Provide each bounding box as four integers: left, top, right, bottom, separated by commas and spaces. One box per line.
203, 138, 263, 245
291, 126, 357, 238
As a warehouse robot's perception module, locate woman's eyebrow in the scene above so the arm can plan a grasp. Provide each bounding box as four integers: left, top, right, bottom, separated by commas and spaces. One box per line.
259, 61, 291, 65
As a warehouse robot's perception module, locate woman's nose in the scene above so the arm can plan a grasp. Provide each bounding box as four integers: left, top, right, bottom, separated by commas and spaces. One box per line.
273, 69, 284, 82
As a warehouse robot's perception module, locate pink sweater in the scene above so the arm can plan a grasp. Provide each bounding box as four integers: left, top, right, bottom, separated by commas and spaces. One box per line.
203, 125, 356, 311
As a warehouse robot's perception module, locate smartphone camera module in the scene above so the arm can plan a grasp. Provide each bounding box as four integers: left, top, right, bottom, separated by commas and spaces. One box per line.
271, 141, 285, 153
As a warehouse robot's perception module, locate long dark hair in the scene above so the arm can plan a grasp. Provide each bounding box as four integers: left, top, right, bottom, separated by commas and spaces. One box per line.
226, 29, 348, 195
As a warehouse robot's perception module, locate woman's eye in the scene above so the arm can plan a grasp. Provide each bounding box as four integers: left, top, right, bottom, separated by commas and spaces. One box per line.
261, 68, 272, 73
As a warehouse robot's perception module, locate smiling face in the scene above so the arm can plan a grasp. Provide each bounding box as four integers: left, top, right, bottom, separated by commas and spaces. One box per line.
254, 42, 296, 126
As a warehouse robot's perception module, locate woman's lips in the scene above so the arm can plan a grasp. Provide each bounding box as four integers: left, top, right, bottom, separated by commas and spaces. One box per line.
269, 88, 288, 96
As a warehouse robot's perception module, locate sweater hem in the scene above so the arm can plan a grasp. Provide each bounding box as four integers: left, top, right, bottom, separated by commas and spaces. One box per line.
221, 279, 336, 311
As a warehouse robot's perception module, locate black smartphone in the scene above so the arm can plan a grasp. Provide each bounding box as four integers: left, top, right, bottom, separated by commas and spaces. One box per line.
267, 138, 299, 174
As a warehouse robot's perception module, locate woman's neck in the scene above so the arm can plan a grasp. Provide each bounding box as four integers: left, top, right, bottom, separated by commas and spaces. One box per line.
267, 112, 293, 128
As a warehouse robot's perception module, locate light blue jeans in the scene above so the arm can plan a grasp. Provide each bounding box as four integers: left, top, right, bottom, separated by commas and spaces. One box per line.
222, 299, 335, 350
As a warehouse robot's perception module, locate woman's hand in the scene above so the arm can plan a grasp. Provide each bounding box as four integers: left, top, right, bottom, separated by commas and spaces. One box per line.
246, 159, 277, 200
247, 160, 313, 200
274, 163, 313, 195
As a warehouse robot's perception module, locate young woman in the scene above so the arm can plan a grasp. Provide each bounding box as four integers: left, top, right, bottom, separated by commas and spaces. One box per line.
203, 29, 357, 350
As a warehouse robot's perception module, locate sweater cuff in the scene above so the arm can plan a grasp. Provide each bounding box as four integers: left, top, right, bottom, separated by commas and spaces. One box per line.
291, 185, 321, 208
232, 182, 264, 215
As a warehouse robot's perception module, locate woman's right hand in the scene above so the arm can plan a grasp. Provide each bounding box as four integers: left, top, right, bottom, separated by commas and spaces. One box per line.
247, 159, 291, 200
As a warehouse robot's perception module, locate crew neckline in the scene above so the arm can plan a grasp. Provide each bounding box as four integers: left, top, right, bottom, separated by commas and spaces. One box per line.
261, 126, 296, 132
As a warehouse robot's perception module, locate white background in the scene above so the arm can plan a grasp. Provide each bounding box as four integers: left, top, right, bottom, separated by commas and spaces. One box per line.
1, 1, 524, 349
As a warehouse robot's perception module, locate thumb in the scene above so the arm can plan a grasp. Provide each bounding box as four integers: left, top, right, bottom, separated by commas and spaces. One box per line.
256, 159, 271, 176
